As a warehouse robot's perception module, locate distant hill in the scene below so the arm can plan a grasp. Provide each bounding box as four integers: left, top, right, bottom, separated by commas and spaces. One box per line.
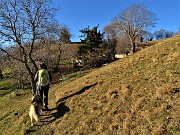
0, 35, 179, 134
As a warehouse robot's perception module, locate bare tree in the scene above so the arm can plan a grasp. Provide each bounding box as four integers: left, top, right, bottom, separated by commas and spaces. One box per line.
113, 4, 158, 53
154, 29, 166, 39
141, 31, 154, 41
116, 34, 131, 54
0, 0, 58, 93
54, 25, 71, 70
103, 22, 119, 41
0, 46, 4, 79
165, 30, 175, 38
59, 25, 71, 44
103, 22, 119, 60
31, 24, 72, 71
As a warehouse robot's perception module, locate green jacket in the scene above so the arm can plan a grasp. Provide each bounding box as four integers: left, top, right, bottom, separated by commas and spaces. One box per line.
34, 69, 52, 86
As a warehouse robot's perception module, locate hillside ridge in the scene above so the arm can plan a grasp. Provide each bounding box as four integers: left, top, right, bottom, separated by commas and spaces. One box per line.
52, 34, 180, 134
0, 35, 179, 135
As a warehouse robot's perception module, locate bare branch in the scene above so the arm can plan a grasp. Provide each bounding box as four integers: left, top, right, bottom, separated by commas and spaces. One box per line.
0, 48, 25, 63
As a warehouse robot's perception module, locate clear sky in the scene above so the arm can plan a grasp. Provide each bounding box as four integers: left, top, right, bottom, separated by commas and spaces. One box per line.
53, 0, 180, 42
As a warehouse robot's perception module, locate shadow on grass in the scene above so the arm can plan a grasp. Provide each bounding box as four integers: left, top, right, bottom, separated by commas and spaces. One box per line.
172, 88, 180, 94
0, 89, 14, 96
24, 129, 36, 134
40, 102, 70, 124
51, 102, 70, 119
56, 82, 97, 105
40, 83, 97, 125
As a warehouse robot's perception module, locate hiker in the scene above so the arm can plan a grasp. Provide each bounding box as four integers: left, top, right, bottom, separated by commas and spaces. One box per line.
34, 63, 52, 110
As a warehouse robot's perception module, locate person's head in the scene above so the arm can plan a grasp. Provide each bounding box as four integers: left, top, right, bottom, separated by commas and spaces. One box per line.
39, 62, 47, 69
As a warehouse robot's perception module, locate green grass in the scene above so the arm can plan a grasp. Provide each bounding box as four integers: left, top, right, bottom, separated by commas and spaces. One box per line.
0, 78, 16, 97
0, 34, 180, 135
0, 88, 31, 135
0, 77, 31, 135
59, 59, 73, 65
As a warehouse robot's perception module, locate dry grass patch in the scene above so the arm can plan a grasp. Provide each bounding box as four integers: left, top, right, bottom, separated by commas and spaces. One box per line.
155, 84, 173, 98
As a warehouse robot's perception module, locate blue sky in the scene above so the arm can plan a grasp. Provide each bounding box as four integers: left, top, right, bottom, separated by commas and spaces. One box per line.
53, 0, 180, 42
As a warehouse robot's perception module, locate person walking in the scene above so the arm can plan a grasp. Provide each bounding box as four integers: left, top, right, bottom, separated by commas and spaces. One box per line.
34, 63, 52, 110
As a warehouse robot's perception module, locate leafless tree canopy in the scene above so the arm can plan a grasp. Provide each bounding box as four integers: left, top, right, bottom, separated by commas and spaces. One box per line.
113, 4, 158, 53
0, 0, 58, 91
0, 0, 57, 44
103, 22, 120, 40
59, 25, 71, 44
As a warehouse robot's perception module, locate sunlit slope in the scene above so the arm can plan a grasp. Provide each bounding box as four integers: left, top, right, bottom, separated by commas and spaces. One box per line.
53, 35, 180, 134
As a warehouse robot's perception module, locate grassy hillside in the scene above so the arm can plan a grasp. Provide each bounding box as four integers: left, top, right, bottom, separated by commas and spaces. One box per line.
52, 35, 180, 135
0, 35, 180, 135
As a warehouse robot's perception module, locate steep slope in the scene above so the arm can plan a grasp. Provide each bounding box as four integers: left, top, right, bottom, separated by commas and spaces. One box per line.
0, 35, 179, 135
52, 35, 180, 135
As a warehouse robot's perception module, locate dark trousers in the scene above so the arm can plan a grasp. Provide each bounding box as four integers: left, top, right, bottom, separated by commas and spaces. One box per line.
39, 84, 49, 107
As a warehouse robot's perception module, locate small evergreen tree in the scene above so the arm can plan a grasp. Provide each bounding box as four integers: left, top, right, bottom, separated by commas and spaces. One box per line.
79, 25, 104, 51
78, 25, 105, 67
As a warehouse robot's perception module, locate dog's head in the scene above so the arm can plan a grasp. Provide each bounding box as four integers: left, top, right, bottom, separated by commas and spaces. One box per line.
31, 95, 42, 103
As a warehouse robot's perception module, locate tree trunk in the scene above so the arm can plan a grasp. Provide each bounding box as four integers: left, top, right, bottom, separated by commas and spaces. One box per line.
0, 69, 2, 79
24, 61, 36, 95
131, 39, 136, 53
31, 77, 37, 95
54, 46, 62, 71
133, 42, 136, 53
111, 38, 117, 61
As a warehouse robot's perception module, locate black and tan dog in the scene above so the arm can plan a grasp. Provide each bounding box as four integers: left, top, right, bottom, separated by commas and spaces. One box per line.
29, 95, 43, 126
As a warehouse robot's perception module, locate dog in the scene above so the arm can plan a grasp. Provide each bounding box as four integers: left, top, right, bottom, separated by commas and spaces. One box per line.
29, 95, 43, 126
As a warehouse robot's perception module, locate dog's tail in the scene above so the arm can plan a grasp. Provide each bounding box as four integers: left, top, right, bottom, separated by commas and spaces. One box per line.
30, 103, 39, 122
